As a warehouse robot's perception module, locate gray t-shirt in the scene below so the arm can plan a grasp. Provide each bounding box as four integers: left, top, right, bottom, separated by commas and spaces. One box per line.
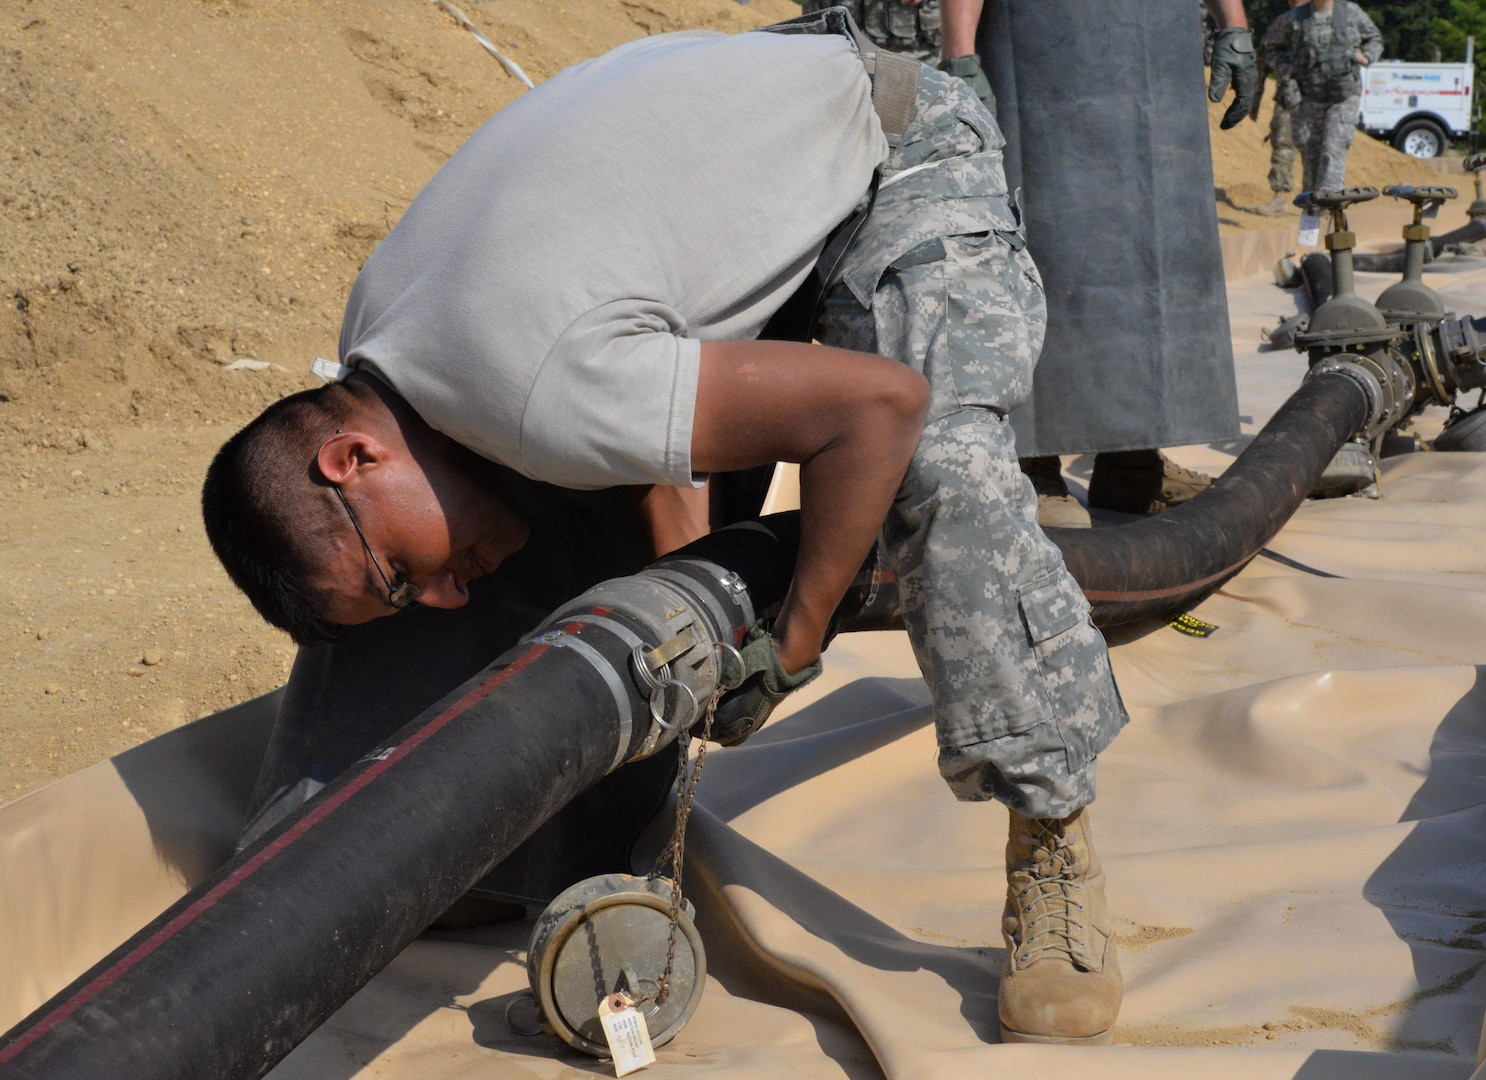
340, 30, 888, 489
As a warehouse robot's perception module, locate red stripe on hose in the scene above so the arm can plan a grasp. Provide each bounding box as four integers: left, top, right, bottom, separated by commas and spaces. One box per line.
0, 642, 555, 1064
1080, 551, 1258, 605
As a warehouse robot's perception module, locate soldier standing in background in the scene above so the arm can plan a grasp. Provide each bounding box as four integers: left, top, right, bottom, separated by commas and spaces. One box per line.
955, 0, 1253, 527
1263, 0, 1383, 194
1254, 0, 1305, 217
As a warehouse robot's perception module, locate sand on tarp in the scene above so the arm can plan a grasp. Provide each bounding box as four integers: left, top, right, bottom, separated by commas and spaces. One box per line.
5, 262, 1486, 1078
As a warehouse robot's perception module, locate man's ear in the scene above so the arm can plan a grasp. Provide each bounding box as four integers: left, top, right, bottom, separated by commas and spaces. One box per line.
315, 431, 388, 488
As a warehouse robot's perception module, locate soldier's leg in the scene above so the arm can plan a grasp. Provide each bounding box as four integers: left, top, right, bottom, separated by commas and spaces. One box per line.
1269, 106, 1296, 194
816, 61, 1128, 1043
819, 226, 1128, 1043
1316, 94, 1361, 192
1256, 105, 1298, 215
1294, 98, 1328, 193
832, 237, 1127, 818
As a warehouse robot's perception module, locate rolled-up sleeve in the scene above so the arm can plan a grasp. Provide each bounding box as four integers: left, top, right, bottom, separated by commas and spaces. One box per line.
520, 299, 704, 490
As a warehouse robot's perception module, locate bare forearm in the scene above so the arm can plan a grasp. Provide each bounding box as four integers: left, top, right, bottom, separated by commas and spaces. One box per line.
692, 339, 928, 673
773, 397, 919, 672
941, 0, 984, 60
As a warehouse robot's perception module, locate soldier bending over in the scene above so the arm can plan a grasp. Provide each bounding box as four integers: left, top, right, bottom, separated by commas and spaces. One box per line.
202, 15, 1129, 1044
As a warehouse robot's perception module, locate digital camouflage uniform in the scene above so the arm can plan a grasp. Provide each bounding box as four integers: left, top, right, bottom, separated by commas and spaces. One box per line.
816, 62, 1129, 817
1268, 83, 1299, 193
1256, 19, 1300, 195
801, 0, 941, 62
1263, 1, 1382, 192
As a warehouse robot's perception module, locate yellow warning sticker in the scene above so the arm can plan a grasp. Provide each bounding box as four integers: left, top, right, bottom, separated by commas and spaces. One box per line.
1165, 612, 1219, 638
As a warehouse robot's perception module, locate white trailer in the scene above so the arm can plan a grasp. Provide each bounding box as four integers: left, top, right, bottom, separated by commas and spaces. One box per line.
1358, 41, 1475, 159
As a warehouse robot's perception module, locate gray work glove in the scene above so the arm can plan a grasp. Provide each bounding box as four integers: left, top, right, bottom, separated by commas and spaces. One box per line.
1208, 27, 1258, 130
939, 54, 997, 119
702, 626, 822, 747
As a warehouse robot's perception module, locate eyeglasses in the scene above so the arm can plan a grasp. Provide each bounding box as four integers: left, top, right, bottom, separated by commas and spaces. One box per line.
331, 484, 422, 610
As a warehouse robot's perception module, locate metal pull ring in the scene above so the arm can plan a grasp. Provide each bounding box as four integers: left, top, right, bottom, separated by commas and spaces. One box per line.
631, 646, 699, 732
649, 679, 699, 733
713, 639, 746, 692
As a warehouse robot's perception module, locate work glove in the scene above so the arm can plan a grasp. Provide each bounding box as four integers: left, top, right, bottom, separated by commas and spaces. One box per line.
939, 54, 997, 119
1208, 27, 1258, 130
702, 626, 823, 747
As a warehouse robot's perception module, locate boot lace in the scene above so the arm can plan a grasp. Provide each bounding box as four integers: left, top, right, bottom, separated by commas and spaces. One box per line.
1010, 819, 1097, 970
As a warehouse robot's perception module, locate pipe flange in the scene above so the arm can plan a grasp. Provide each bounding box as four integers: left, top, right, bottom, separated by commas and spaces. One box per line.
1306, 356, 1385, 439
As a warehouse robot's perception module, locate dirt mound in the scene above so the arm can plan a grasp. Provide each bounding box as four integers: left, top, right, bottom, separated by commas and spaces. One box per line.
0, 0, 796, 445
1208, 87, 1447, 226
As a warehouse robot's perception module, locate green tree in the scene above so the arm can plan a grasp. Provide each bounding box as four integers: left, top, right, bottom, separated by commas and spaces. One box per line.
1434, 0, 1486, 108
1435, 0, 1486, 68
1364, 0, 1446, 61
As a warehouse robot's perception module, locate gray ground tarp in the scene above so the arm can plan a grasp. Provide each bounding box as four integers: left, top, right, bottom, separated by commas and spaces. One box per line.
981, 0, 1241, 457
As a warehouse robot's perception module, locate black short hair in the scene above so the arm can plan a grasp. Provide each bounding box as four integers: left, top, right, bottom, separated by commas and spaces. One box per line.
202, 383, 358, 646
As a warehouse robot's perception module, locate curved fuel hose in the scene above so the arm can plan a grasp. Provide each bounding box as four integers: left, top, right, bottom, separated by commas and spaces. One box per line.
1349, 218, 1486, 275
0, 375, 1370, 1077
1043, 370, 1370, 625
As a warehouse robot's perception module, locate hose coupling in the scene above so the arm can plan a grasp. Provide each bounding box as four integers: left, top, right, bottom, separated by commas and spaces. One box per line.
537, 560, 751, 768
1305, 355, 1389, 440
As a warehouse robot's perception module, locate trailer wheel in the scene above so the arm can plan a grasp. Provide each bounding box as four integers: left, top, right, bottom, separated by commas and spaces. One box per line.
1394, 118, 1449, 158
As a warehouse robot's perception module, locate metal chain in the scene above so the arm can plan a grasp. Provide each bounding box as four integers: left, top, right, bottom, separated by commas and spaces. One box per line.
640, 681, 722, 1007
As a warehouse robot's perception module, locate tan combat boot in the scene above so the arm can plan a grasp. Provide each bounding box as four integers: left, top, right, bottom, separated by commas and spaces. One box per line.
1254, 190, 1292, 217
1087, 449, 1211, 515
1018, 455, 1091, 529
998, 807, 1122, 1044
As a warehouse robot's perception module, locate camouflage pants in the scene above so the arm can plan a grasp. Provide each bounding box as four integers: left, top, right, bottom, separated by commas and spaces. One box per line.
818, 67, 1128, 818
1269, 103, 1297, 194
1295, 93, 1360, 193
801, 0, 941, 61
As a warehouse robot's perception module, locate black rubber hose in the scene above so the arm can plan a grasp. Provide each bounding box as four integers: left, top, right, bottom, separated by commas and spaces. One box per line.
1043, 371, 1369, 625
1351, 218, 1486, 274
0, 520, 831, 1080
690, 374, 1372, 631
1428, 217, 1486, 251
0, 374, 1369, 1077
1351, 249, 1408, 275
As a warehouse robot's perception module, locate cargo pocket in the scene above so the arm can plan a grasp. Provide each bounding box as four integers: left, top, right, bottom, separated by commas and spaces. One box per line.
1018, 569, 1091, 714
945, 230, 1044, 412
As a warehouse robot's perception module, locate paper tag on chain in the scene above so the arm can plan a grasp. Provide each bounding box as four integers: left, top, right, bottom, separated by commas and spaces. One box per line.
1297, 214, 1321, 247
598, 993, 656, 1077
